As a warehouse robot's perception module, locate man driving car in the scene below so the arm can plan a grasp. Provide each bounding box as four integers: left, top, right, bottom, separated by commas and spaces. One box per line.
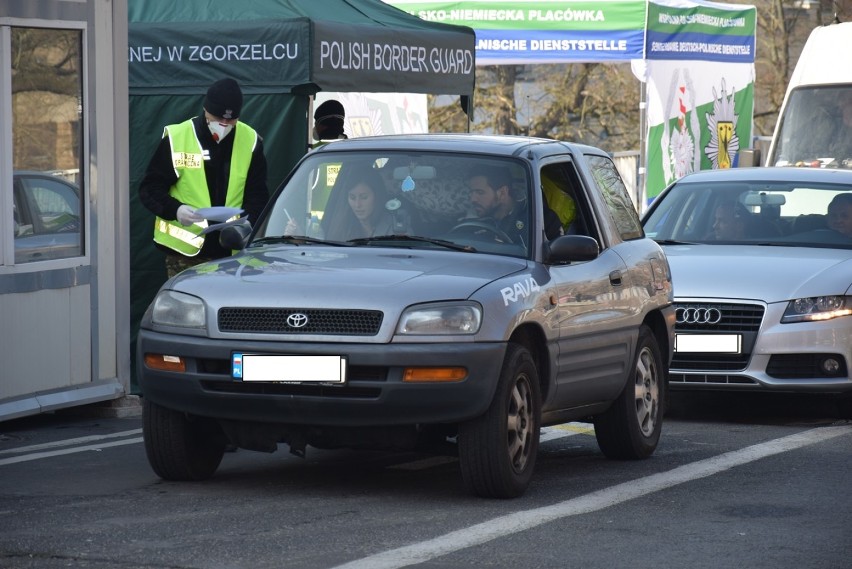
466, 165, 562, 247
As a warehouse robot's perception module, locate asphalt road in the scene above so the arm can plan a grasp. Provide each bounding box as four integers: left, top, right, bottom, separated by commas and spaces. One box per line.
0, 392, 849, 569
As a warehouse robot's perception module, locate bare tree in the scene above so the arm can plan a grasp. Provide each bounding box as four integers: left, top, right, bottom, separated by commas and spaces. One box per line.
429, 0, 851, 150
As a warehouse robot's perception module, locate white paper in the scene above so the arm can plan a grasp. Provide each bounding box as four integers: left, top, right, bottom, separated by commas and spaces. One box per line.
195, 206, 244, 222
200, 217, 247, 235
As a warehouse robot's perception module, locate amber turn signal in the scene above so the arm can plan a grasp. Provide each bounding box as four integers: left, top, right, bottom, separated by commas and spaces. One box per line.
144, 353, 186, 372
402, 367, 467, 383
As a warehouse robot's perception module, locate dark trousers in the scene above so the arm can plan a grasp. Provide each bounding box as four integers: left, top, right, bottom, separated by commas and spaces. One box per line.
164, 253, 209, 279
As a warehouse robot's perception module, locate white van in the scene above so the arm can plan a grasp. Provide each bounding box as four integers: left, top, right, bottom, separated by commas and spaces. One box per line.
764, 21, 852, 168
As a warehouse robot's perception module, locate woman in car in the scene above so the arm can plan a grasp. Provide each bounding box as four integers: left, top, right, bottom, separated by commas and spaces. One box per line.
321, 169, 395, 241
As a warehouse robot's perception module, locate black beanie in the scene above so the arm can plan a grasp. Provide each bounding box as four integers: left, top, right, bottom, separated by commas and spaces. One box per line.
204, 78, 243, 120
314, 99, 345, 122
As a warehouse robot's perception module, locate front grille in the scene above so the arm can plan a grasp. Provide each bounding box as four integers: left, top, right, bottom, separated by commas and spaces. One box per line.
674, 302, 764, 333
218, 308, 383, 335
672, 353, 751, 371
672, 302, 764, 371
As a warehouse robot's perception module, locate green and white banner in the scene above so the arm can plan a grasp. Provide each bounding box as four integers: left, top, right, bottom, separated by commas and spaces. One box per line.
640, 59, 754, 201
640, 0, 756, 201
387, 1, 647, 64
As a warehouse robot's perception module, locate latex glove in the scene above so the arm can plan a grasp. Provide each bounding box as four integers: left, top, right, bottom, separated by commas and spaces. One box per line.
176, 205, 203, 226
284, 218, 300, 235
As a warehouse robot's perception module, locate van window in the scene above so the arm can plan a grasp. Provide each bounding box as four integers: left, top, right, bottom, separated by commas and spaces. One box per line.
771, 86, 852, 168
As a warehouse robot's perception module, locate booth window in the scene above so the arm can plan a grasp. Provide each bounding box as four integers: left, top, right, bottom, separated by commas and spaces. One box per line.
5, 27, 84, 265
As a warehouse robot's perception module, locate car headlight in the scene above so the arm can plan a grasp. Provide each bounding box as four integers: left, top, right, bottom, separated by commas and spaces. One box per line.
151, 290, 206, 328
781, 295, 852, 323
396, 302, 482, 335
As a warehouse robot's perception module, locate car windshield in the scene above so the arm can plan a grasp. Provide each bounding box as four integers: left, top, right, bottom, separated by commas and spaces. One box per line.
254, 150, 533, 259
643, 178, 852, 248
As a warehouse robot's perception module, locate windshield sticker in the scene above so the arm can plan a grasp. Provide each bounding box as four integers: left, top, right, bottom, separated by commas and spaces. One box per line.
500, 277, 540, 306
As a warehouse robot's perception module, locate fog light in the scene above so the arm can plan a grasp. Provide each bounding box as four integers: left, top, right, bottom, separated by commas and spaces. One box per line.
145, 353, 186, 372
821, 357, 841, 375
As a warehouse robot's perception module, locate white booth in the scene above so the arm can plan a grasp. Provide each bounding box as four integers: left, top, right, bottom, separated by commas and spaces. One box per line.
0, 0, 130, 421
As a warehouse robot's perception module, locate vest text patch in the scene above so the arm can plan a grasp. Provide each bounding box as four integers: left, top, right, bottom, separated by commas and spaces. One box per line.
172, 152, 203, 169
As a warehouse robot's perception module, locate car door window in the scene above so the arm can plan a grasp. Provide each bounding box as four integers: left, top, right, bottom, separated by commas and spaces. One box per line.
587, 155, 644, 241
14, 175, 81, 263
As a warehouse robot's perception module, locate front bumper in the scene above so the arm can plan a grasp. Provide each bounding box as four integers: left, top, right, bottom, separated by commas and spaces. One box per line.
670, 301, 852, 394
137, 329, 507, 426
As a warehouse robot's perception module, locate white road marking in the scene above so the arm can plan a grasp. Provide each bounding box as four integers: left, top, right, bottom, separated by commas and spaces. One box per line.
0, 438, 144, 466
0, 429, 142, 455
539, 422, 594, 442
331, 425, 852, 569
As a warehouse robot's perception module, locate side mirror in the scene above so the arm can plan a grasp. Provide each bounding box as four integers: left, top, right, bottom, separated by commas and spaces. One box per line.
544, 234, 599, 264
219, 220, 252, 250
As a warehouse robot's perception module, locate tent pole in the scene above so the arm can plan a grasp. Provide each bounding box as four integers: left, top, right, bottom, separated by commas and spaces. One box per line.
307, 95, 316, 152
638, 80, 647, 212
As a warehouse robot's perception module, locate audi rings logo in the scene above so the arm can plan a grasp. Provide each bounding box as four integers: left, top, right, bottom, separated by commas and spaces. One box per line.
286, 313, 309, 328
676, 307, 722, 325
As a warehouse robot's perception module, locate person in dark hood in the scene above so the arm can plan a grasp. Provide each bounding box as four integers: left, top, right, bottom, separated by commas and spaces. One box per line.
312, 99, 347, 149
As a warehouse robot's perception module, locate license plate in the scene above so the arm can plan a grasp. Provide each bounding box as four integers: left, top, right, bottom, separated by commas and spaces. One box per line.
232, 353, 346, 384
674, 334, 741, 354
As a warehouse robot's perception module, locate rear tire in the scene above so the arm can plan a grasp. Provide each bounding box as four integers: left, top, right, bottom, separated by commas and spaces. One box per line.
594, 325, 665, 459
459, 344, 541, 498
143, 399, 226, 481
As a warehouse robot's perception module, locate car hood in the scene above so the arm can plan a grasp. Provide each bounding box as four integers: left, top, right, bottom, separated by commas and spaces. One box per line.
171, 245, 528, 308
663, 244, 852, 302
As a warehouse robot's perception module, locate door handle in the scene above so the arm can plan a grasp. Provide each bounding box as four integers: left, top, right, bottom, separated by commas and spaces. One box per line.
609, 270, 622, 286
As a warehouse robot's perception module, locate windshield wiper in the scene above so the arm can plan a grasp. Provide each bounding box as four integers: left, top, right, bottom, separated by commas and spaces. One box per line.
348, 234, 477, 252
654, 239, 698, 245
251, 235, 350, 247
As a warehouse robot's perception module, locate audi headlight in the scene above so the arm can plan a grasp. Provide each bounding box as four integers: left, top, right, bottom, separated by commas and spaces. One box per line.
397, 302, 482, 335
781, 295, 852, 323
151, 290, 207, 328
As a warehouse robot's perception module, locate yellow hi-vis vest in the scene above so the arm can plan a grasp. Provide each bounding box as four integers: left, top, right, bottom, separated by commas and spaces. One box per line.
153, 119, 258, 256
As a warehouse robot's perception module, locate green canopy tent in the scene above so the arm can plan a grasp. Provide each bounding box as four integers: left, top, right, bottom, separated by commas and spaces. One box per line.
127, 0, 475, 387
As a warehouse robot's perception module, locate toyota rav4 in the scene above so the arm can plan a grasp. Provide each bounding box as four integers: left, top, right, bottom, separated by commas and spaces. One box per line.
137, 134, 675, 498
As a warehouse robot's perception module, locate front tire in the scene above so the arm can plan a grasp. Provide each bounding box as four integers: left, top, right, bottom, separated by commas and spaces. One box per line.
143, 399, 226, 481
459, 344, 541, 498
594, 325, 665, 459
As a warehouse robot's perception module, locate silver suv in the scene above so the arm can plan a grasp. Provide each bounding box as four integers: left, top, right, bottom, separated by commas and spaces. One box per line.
137, 134, 675, 498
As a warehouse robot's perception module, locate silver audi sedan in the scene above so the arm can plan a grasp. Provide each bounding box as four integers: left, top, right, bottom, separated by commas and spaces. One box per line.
642, 167, 852, 416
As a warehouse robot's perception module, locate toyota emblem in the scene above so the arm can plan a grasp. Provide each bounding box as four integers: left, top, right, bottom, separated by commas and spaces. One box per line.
676, 307, 722, 325
286, 313, 309, 328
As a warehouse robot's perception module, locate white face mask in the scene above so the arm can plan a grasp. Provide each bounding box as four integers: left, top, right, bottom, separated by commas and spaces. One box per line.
208, 120, 234, 143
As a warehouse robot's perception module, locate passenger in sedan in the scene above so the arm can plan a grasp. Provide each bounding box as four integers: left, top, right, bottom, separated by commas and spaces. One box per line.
710, 201, 748, 241
827, 193, 852, 238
